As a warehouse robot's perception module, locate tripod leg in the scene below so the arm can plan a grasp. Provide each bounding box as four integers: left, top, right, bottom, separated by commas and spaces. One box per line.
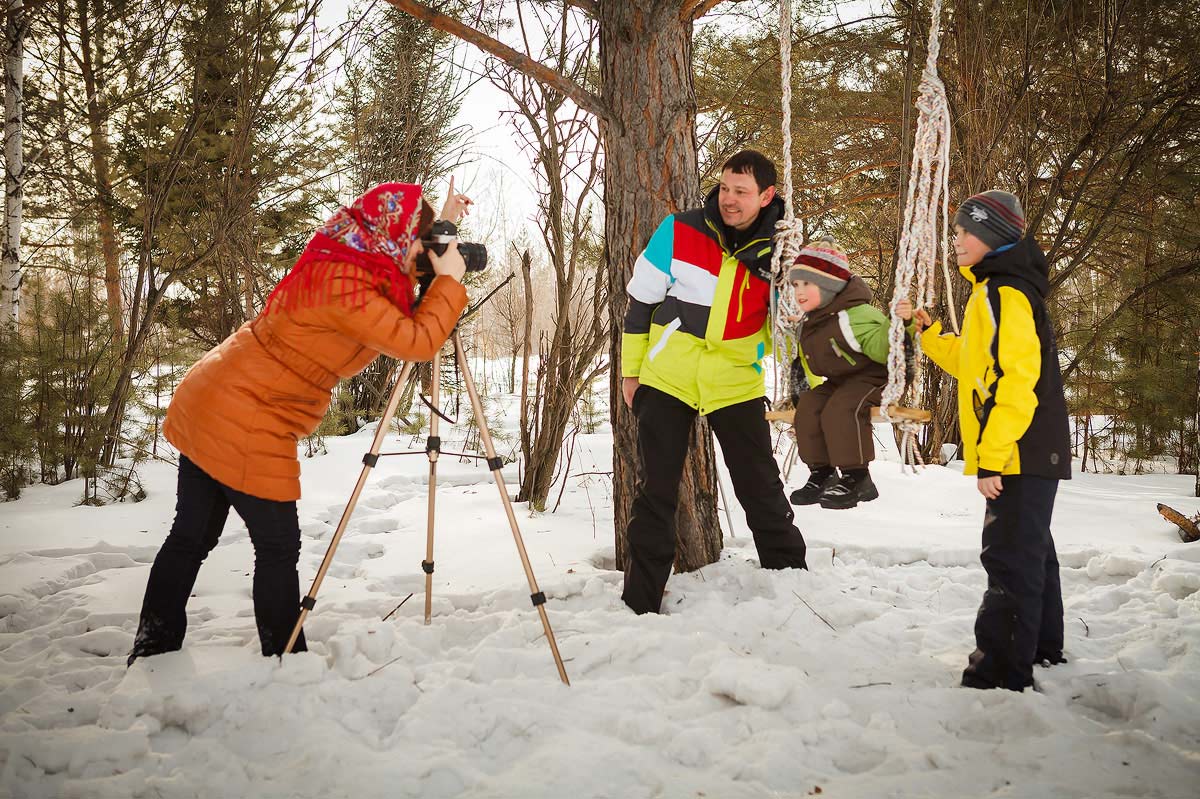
284, 361, 417, 655
423, 349, 442, 624
452, 332, 570, 686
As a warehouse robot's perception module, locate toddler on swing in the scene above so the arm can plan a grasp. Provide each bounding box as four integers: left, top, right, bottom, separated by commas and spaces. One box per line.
788, 238, 898, 509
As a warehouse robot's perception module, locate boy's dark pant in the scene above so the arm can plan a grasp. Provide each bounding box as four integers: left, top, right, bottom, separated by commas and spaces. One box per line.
963, 474, 1063, 691
622, 386, 808, 614
130, 455, 308, 661
792, 368, 887, 470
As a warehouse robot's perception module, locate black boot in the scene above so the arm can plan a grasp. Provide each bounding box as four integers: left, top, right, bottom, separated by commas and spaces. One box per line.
790, 466, 838, 506
818, 469, 879, 510
1035, 651, 1068, 667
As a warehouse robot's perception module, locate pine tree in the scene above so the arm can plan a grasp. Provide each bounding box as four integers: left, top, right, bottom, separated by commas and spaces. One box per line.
0, 325, 31, 499
331, 2, 467, 429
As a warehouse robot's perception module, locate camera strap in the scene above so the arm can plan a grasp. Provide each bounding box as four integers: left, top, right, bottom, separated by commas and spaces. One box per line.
418, 392, 457, 425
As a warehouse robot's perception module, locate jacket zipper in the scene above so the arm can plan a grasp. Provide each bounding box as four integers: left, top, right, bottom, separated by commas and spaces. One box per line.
830, 338, 857, 366
736, 270, 751, 322
648, 318, 682, 361
704, 218, 770, 258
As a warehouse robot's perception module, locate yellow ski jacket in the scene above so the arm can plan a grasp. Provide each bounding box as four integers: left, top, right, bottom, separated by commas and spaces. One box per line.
920, 238, 1071, 479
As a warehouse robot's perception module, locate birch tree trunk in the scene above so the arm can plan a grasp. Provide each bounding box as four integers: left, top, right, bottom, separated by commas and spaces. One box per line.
2, 0, 25, 327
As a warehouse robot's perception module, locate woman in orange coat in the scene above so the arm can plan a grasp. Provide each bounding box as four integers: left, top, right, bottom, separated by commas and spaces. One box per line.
128, 182, 470, 663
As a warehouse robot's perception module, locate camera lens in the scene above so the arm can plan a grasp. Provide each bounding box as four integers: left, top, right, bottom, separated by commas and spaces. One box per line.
460, 243, 488, 272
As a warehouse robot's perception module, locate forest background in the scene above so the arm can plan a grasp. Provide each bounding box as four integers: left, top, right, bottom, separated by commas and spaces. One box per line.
0, 0, 1196, 570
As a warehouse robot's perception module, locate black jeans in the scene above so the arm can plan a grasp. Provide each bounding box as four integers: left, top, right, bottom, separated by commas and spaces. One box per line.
129, 455, 307, 662
622, 386, 808, 614
962, 474, 1063, 691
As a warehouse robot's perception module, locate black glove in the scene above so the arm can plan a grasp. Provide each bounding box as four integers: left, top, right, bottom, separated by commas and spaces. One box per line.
788, 357, 809, 407
903, 333, 916, 387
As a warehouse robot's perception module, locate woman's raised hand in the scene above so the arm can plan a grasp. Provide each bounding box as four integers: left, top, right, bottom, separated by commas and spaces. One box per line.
438, 176, 473, 224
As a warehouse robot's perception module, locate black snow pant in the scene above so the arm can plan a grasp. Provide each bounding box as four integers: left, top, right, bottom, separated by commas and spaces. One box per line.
962, 474, 1063, 691
129, 455, 307, 663
622, 386, 808, 614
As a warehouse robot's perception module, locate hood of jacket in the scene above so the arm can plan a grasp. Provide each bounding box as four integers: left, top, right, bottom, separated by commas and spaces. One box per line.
964, 237, 1050, 297
803, 274, 874, 324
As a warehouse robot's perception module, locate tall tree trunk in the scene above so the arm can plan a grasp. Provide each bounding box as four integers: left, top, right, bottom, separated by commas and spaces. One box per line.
518, 248, 533, 465
1194, 346, 1199, 497
2, 0, 25, 327
76, 0, 123, 337
600, 0, 721, 573
385, 0, 723, 568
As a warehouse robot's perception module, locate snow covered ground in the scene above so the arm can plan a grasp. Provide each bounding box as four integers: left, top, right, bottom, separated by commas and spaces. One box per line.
1, 398, 1199, 798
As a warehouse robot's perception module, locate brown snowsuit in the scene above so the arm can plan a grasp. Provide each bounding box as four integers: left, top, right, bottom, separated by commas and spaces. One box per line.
791, 276, 890, 470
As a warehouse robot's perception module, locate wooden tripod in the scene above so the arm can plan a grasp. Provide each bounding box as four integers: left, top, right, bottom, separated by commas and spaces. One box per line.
283, 331, 570, 685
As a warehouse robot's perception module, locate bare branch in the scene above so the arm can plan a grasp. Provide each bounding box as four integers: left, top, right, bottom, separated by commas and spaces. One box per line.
683, 0, 743, 20
564, 0, 597, 16
382, 0, 610, 122
1060, 260, 1200, 381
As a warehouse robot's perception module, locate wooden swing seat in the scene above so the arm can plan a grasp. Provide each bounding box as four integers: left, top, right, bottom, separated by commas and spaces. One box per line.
765, 406, 931, 425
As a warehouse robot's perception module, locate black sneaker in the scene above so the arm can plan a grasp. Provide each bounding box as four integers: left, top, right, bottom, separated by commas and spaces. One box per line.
789, 468, 838, 505
818, 470, 879, 509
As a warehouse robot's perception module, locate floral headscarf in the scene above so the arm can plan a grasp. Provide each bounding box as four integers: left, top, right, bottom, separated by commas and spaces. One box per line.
266, 182, 426, 316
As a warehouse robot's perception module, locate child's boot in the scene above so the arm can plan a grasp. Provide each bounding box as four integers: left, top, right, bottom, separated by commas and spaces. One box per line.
818, 468, 879, 509
789, 466, 838, 505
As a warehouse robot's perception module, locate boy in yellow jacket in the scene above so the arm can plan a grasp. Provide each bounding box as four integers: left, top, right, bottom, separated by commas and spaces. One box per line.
898, 190, 1071, 691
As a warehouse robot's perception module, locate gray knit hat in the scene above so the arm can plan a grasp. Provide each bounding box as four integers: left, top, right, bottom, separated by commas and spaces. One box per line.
954, 190, 1025, 250
787, 236, 851, 294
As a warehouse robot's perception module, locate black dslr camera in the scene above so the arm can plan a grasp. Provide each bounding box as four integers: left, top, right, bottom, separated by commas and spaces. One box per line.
415, 219, 484, 278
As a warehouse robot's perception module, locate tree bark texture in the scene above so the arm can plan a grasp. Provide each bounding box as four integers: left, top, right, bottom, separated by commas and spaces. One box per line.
2, 0, 25, 327
518, 247, 534, 465
599, 0, 721, 573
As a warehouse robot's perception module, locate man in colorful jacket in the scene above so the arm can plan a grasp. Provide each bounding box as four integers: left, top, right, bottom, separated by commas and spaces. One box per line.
620, 150, 809, 614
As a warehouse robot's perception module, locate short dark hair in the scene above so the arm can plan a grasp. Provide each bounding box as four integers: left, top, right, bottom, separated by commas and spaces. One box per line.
721, 150, 777, 193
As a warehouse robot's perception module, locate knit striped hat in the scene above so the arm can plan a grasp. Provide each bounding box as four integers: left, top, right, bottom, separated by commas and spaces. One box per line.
788, 236, 851, 294
954, 190, 1025, 250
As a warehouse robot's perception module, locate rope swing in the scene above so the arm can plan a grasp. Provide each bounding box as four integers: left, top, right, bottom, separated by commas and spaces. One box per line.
768, 0, 951, 469
769, 0, 805, 385
879, 0, 958, 468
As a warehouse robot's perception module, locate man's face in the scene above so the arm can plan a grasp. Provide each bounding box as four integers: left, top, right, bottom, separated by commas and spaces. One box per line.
952, 224, 991, 267
718, 169, 776, 232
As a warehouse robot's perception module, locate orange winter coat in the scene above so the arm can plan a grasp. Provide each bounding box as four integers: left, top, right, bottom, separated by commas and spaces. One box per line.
163, 263, 467, 501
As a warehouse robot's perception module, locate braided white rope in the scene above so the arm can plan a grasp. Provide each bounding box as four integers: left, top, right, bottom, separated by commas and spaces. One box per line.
880, 0, 952, 467
770, 0, 805, 403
